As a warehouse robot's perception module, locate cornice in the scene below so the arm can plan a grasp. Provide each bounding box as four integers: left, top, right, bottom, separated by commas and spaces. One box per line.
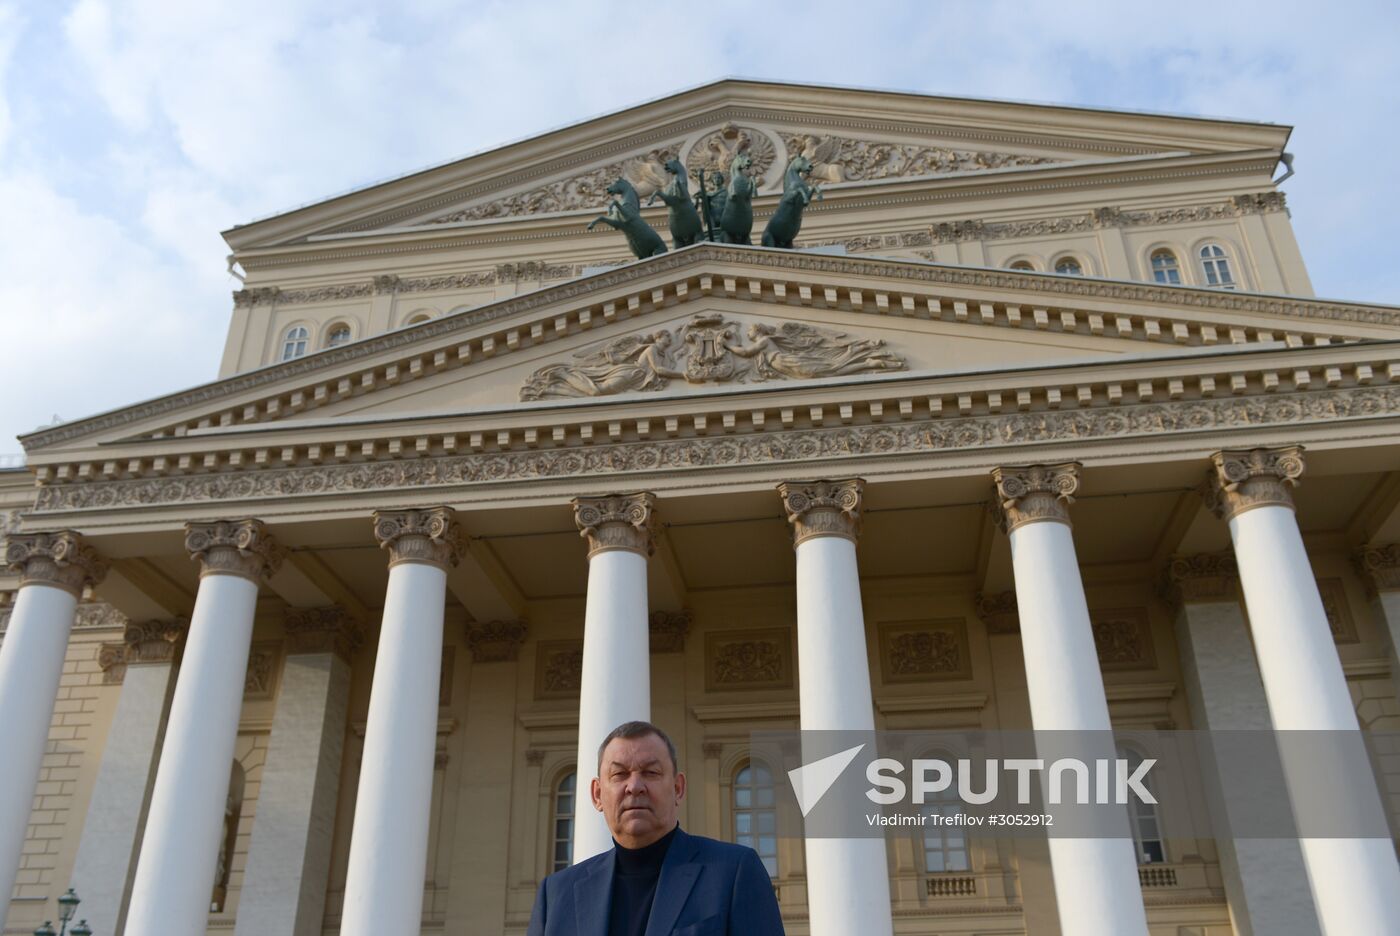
23, 246, 1400, 456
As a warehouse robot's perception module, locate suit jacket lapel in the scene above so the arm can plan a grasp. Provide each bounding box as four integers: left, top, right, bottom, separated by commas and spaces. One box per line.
574, 850, 615, 936
643, 828, 702, 936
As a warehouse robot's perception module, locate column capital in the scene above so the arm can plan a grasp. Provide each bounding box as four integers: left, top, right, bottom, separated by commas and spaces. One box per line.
572, 492, 656, 558
974, 590, 1020, 634
777, 478, 864, 547
372, 506, 465, 571
185, 519, 284, 583
4, 530, 108, 597
463, 619, 528, 663
1204, 445, 1305, 521
990, 463, 1080, 533
284, 606, 364, 662
1160, 553, 1239, 613
99, 618, 189, 684
649, 610, 691, 653
1355, 543, 1400, 593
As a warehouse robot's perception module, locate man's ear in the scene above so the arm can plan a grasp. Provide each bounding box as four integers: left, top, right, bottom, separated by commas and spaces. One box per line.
675, 770, 687, 804
591, 775, 604, 812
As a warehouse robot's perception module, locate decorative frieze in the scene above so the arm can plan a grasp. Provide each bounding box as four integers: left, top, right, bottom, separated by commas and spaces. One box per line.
1204, 445, 1305, 522
572, 493, 656, 558
649, 610, 691, 654
5, 531, 108, 597
1160, 553, 1239, 613
991, 463, 1080, 533
524, 748, 546, 767
1356, 543, 1400, 593
877, 619, 970, 683
779, 132, 1058, 184
372, 506, 465, 570
185, 519, 284, 583
231, 286, 283, 308
284, 606, 363, 662
705, 627, 793, 692
1091, 608, 1156, 671
974, 591, 1019, 634
244, 641, 282, 698
777, 478, 863, 546
464, 619, 528, 663
534, 640, 583, 699
98, 618, 189, 684
1317, 578, 1359, 643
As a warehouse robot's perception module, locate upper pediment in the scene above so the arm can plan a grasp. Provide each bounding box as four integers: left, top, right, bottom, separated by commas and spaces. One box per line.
223, 79, 1290, 250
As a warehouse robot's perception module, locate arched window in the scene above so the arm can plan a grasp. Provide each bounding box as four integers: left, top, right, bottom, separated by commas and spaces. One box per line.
552, 772, 576, 872
920, 780, 970, 874
1008, 260, 1035, 272
734, 761, 778, 878
1198, 244, 1236, 289
405, 313, 432, 325
280, 326, 309, 360
211, 761, 245, 912
1120, 747, 1165, 864
1054, 257, 1083, 276
325, 324, 352, 348
1150, 250, 1182, 285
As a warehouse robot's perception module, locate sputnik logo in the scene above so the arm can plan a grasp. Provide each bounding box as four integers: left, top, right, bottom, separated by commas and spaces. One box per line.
787, 744, 865, 817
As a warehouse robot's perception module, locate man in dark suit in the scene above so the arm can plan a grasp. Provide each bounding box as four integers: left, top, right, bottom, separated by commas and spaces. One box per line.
527, 720, 785, 936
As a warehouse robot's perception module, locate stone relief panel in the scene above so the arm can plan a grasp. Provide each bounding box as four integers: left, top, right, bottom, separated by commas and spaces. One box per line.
780, 132, 1060, 186
683, 123, 781, 187
535, 639, 584, 700
877, 618, 972, 684
705, 627, 793, 692
520, 314, 905, 400
1090, 608, 1156, 672
440, 645, 456, 706
244, 641, 283, 699
1317, 578, 1359, 644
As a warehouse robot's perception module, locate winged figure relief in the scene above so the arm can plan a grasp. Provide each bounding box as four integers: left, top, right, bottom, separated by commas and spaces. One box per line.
788, 135, 846, 186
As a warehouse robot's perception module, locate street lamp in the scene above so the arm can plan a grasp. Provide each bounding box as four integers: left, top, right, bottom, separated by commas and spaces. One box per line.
34, 888, 93, 936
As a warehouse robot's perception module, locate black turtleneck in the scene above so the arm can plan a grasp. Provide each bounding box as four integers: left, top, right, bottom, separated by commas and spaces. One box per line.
608, 824, 679, 936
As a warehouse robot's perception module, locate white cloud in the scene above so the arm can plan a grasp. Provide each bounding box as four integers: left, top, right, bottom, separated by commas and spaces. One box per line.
0, 3, 22, 159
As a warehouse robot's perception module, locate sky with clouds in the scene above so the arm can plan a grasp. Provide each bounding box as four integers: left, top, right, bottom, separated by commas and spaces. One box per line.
1, 0, 1397, 455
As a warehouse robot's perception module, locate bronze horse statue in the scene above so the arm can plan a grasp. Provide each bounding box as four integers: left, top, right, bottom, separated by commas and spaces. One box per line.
761, 154, 821, 249
719, 152, 756, 245
649, 158, 704, 248
587, 178, 667, 259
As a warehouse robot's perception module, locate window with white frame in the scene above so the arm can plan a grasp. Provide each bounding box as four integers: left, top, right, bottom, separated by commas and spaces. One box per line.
552, 771, 576, 872
1120, 747, 1166, 864
734, 761, 779, 878
920, 781, 971, 874
1198, 244, 1236, 289
1008, 260, 1035, 271
1054, 257, 1084, 276
281, 325, 309, 360
1150, 250, 1182, 284
325, 323, 352, 347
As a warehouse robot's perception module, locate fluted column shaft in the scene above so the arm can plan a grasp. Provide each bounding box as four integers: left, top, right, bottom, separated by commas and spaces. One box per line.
0, 532, 106, 931
1208, 447, 1400, 934
125, 520, 283, 936
992, 464, 1150, 936
341, 508, 463, 936
571, 493, 654, 862
778, 480, 893, 936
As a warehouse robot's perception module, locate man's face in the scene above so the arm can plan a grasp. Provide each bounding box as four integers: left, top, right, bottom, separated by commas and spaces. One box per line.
592, 733, 686, 849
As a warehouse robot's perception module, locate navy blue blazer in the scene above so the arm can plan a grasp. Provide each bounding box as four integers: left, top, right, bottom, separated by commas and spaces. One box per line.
527, 827, 784, 936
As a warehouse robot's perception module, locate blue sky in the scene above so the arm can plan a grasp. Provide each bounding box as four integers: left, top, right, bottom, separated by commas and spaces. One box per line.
1, 0, 1397, 455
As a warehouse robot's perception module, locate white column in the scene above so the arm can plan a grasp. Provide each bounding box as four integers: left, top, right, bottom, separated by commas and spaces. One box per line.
1208, 447, 1400, 934
70, 619, 187, 936
235, 607, 360, 936
777, 480, 893, 936
0, 532, 106, 931
991, 464, 1150, 936
1164, 555, 1320, 936
125, 519, 283, 936
340, 507, 464, 936
571, 493, 654, 862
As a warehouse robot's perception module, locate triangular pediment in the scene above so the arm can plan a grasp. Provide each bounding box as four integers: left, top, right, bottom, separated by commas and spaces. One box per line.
223, 80, 1290, 249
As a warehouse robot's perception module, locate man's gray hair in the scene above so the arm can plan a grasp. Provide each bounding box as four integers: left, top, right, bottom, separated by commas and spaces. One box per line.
597, 720, 679, 775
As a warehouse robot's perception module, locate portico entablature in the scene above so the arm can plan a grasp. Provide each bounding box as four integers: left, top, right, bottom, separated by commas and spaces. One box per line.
21, 246, 1400, 459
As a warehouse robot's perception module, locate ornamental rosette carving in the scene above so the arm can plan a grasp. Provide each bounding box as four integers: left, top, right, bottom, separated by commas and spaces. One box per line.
1160, 553, 1239, 612
1355, 543, 1400, 593
373, 507, 465, 570
5, 531, 108, 597
991, 463, 1080, 533
284, 606, 364, 661
1205, 446, 1305, 521
185, 519, 284, 582
777, 478, 864, 546
464, 619, 528, 663
572, 493, 656, 558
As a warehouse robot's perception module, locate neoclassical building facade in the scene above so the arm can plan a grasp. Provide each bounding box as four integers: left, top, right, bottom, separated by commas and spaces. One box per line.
2, 79, 1399, 936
